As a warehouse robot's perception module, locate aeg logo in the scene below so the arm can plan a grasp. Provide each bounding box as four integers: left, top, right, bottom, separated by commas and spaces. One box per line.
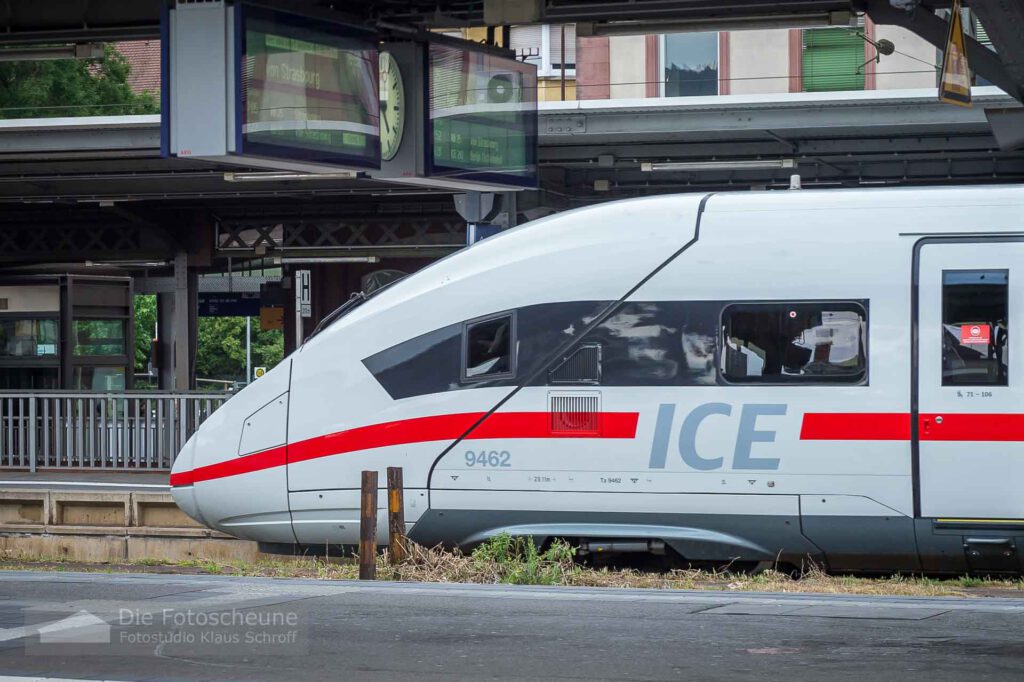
649, 403, 787, 471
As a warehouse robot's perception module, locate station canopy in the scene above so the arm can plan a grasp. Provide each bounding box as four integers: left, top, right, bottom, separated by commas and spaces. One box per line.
0, 0, 1022, 266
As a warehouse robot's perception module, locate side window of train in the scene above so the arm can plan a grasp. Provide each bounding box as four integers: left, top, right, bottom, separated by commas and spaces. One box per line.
587, 301, 719, 386
463, 312, 516, 382
941, 270, 1008, 386
720, 302, 867, 384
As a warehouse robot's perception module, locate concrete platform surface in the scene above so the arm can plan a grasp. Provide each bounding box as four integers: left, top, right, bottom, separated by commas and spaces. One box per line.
0, 471, 169, 491
0, 572, 1021, 680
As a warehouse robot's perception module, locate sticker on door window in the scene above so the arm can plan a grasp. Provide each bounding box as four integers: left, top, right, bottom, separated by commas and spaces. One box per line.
960, 324, 991, 345
942, 270, 1008, 387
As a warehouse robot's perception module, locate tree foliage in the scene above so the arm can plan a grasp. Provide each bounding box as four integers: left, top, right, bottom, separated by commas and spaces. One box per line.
133, 297, 282, 384
196, 317, 283, 383
133, 295, 157, 373
0, 44, 158, 118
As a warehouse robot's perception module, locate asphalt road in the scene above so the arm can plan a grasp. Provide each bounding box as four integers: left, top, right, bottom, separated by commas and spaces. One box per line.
0, 571, 1022, 681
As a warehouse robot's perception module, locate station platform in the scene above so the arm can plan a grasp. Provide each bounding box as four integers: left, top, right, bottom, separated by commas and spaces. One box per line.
0, 471, 261, 564
0, 470, 169, 491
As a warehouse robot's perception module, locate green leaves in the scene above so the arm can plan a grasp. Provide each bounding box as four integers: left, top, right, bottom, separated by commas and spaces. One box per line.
195, 317, 283, 383
133, 296, 283, 383
0, 44, 159, 119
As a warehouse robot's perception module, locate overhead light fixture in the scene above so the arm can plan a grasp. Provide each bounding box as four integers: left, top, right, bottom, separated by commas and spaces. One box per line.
641, 159, 797, 172
578, 12, 852, 36
0, 43, 105, 62
85, 260, 171, 268
274, 256, 380, 265
223, 171, 360, 182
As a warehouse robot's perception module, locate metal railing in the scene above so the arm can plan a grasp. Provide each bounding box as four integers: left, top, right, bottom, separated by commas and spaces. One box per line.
0, 392, 229, 472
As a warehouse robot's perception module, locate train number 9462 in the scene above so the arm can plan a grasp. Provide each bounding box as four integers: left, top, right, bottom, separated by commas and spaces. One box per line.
465, 450, 512, 467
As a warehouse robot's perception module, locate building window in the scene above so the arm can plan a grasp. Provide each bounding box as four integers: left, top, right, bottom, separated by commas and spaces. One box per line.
510, 24, 576, 77
73, 319, 126, 356
662, 32, 719, 97
721, 302, 867, 383
972, 13, 995, 86
463, 313, 515, 381
802, 28, 865, 92
942, 270, 1008, 386
73, 366, 126, 391
0, 318, 58, 357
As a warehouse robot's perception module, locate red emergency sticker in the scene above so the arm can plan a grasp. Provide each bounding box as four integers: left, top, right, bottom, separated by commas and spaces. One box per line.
961, 324, 990, 345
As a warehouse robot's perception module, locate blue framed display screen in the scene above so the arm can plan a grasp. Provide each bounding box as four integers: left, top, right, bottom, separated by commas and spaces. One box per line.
428, 45, 538, 187
237, 5, 380, 168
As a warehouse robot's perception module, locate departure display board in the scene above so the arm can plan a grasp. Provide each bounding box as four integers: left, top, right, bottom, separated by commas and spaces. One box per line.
238, 5, 380, 168
427, 44, 538, 187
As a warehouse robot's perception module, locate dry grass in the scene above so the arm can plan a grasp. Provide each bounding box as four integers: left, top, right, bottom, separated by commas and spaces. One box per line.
1, 541, 1022, 599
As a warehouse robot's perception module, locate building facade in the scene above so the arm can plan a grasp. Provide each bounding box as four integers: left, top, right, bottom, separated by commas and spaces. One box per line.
498, 14, 994, 102
121, 17, 990, 104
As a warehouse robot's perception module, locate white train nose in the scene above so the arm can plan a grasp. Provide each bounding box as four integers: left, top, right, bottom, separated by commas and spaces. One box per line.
170, 433, 206, 526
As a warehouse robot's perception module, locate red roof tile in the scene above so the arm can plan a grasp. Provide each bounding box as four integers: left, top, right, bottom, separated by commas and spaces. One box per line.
115, 40, 161, 94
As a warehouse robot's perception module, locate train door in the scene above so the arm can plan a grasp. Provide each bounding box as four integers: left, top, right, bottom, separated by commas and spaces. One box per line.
916, 239, 1023, 520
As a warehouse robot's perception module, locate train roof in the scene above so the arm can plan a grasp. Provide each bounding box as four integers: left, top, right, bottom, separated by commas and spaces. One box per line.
305, 184, 1023, 348
702, 183, 1024, 213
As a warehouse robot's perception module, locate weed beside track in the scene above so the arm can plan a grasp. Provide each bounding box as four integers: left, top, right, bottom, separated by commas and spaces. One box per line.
2, 535, 1023, 598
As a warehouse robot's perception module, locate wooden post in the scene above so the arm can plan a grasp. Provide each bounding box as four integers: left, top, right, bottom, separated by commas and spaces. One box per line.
387, 466, 407, 564
359, 470, 378, 580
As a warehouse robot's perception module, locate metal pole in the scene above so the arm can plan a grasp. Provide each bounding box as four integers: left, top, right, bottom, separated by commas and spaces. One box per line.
560, 24, 567, 101
294, 274, 303, 351
387, 466, 407, 564
172, 251, 190, 391
359, 470, 378, 580
245, 316, 252, 384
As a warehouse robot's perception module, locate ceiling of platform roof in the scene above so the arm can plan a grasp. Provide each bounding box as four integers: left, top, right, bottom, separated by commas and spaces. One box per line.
0, 1, 952, 41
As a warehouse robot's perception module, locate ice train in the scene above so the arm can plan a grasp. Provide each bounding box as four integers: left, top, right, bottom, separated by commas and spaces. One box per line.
171, 185, 1024, 574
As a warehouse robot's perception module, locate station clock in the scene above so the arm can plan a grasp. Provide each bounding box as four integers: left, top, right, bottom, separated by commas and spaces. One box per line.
379, 51, 406, 162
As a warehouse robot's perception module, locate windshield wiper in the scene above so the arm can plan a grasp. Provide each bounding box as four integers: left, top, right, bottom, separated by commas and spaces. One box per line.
305, 275, 407, 343
307, 291, 366, 340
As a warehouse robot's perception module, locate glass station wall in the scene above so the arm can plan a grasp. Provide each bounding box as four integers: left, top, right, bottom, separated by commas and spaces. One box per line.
0, 276, 132, 391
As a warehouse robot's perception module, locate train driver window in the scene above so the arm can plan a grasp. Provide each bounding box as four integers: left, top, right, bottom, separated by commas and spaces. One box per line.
721, 302, 866, 383
463, 313, 515, 381
941, 270, 1008, 386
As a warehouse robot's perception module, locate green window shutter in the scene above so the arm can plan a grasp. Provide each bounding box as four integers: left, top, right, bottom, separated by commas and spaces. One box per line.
802, 28, 865, 92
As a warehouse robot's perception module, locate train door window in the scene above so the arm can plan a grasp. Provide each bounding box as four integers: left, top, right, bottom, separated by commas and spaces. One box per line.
941, 270, 1008, 386
463, 312, 515, 381
721, 302, 866, 383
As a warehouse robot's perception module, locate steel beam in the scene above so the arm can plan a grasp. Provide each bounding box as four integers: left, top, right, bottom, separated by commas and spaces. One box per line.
215, 217, 466, 254
0, 116, 160, 157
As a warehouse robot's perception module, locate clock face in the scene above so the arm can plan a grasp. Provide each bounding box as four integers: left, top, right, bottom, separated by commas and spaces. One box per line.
379, 52, 405, 162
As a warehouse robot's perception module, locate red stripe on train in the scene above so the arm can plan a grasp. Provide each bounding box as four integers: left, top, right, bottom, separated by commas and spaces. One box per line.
170, 411, 639, 487
918, 413, 1024, 441
801, 413, 1024, 442
169, 445, 287, 487
799, 413, 911, 440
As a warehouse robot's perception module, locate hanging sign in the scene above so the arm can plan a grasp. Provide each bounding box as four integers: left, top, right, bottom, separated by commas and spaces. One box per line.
938, 0, 972, 107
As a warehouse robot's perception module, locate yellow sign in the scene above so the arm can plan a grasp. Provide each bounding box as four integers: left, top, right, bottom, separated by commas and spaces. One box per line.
939, 0, 972, 107
259, 306, 284, 331
254, 367, 267, 379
